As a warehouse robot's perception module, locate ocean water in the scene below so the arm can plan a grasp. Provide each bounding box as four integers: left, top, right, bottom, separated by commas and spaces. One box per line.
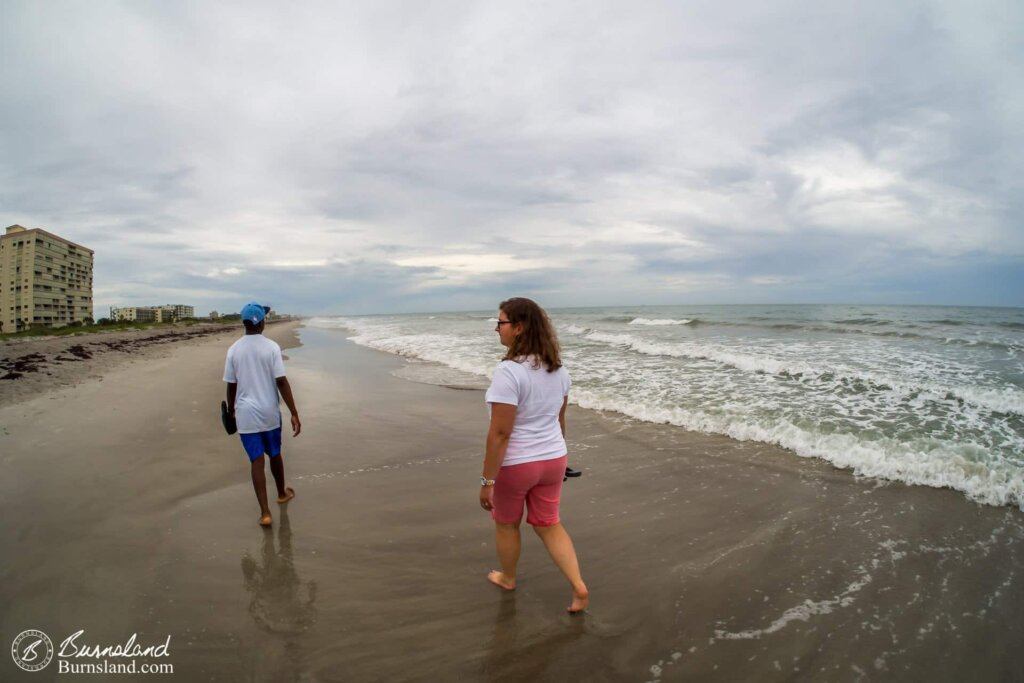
307, 305, 1024, 509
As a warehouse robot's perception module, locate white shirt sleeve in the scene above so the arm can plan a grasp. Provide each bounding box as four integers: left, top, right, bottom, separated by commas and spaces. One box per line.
485, 362, 520, 405
272, 344, 286, 379
562, 368, 571, 396
223, 348, 236, 383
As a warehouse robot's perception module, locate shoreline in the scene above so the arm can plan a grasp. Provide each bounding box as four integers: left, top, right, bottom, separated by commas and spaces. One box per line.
331, 305, 1024, 518
2, 323, 1023, 681
336, 329, 1024, 515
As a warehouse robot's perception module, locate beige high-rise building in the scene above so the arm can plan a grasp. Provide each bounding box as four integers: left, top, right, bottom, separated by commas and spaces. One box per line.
0, 225, 94, 333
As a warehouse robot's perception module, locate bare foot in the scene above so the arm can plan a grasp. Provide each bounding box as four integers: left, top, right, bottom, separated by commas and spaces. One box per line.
277, 487, 295, 504
568, 584, 589, 613
259, 514, 273, 527
487, 570, 516, 591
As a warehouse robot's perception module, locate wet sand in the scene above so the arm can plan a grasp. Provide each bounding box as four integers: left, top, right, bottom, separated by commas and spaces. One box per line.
2, 323, 1023, 682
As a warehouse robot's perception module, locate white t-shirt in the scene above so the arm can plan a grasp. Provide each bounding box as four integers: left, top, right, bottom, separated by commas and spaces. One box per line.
485, 357, 571, 466
223, 334, 287, 434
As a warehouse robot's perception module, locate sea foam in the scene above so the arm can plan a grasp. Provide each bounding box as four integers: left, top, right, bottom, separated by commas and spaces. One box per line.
629, 318, 693, 326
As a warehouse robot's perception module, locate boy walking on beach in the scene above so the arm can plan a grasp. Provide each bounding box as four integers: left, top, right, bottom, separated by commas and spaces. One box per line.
224, 302, 302, 527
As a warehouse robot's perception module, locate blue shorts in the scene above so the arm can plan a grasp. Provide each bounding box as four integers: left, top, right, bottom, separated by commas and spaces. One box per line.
240, 427, 283, 462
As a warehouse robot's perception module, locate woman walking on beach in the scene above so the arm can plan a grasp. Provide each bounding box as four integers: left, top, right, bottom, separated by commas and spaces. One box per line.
480, 297, 588, 613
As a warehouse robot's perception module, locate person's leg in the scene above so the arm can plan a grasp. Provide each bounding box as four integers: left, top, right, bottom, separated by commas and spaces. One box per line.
489, 520, 521, 590
526, 456, 588, 612
249, 455, 272, 525
488, 462, 531, 590
533, 523, 588, 612
269, 455, 293, 502
241, 432, 273, 525
264, 428, 294, 503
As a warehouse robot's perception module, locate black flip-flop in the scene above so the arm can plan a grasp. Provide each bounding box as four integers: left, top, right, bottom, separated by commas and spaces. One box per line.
221, 400, 237, 435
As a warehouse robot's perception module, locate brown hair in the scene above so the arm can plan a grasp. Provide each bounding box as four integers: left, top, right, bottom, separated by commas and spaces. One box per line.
500, 297, 562, 372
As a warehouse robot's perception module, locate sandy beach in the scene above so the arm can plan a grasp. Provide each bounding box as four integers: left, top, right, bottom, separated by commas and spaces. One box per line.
2, 322, 1023, 682
0, 324, 248, 408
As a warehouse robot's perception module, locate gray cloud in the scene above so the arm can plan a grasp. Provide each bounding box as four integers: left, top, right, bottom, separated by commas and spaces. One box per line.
1, 0, 1020, 316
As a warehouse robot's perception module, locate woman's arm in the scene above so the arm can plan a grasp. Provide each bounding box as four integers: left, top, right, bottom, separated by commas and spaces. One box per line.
480, 403, 517, 510
559, 396, 568, 437
483, 403, 517, 479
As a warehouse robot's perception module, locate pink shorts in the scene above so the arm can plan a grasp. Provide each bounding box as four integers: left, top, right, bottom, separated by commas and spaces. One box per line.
491, 455, 568, 527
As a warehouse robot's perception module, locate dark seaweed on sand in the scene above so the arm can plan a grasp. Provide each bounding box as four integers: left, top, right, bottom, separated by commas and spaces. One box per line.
1, 327, 227, 381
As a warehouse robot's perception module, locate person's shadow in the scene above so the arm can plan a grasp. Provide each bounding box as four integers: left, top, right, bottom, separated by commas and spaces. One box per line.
241, 508, 318, 634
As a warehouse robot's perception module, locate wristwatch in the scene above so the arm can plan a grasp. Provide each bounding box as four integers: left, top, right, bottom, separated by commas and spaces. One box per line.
480, 476, 496, 486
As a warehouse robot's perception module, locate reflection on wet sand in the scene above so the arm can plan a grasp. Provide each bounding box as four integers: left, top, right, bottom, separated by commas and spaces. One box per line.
241, 508, 318, 634
481, 592, 589, 681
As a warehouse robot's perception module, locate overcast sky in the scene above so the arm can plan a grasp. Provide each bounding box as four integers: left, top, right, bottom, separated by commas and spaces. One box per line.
2, 0, 1021, 316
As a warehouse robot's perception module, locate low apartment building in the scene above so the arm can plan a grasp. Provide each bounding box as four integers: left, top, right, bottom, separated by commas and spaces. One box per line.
109, 304, 195, 323
161, 304, 195, 320
109, 306, 155, 323
0, 224, 94, 333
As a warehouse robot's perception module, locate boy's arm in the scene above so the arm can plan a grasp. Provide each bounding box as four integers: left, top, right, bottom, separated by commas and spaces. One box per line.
276, 377, 301, 436
223, 347, 237, 413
